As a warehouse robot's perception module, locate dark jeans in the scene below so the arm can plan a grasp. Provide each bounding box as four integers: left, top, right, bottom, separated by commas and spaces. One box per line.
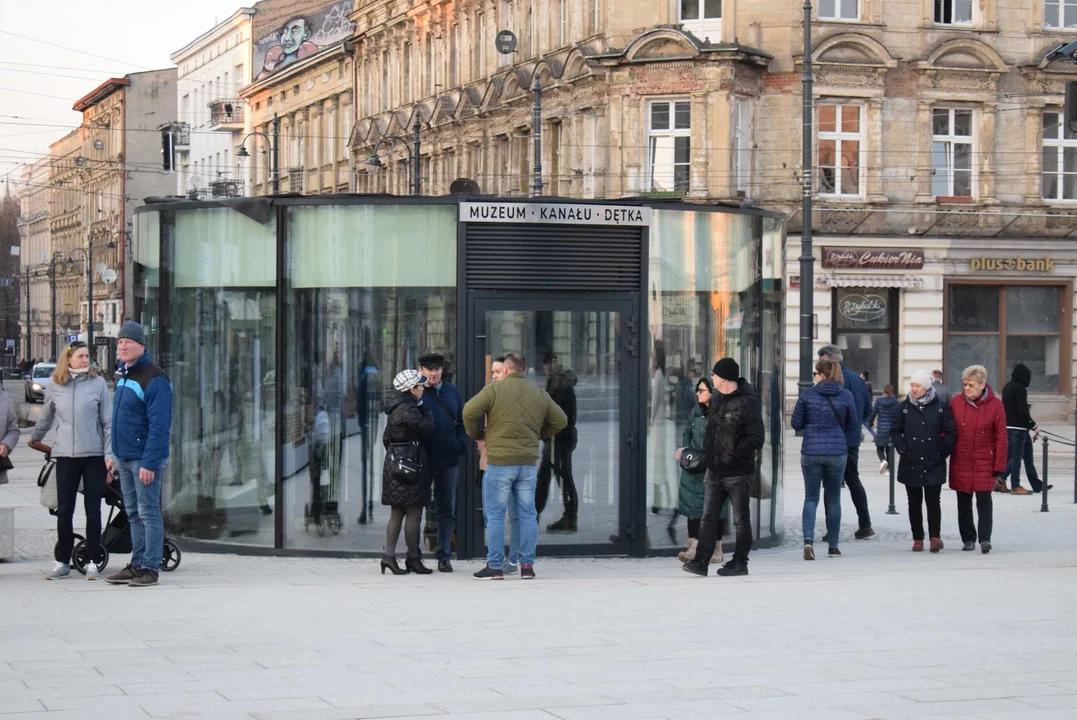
54, 456, 108, 564
843, 446, 872, 529
1023, 433, 1042, 492
1006, 430, 1027, 490
695, 471, 752, 567
906, 484, 942, 541
802, 454, 846, 549
432, 466, 459, 561
956, 490, 993, 543
308, 441, 327, 524
536, 435, 578, 518
876, 445, 888, 463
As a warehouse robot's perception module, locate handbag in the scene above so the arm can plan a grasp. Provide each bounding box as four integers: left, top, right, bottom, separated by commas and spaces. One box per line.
679, 447, 706, 474
38, 458, 57, 510
387, 441, 424, 485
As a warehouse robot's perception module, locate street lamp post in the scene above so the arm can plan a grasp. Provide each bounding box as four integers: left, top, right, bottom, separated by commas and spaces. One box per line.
366, 116, 423, 196
237, 117, 280, 195
67, 247, 92, 350
798, 0, 816, 396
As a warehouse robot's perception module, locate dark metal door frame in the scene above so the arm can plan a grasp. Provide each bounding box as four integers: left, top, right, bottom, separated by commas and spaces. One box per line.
459, 290, 643, 559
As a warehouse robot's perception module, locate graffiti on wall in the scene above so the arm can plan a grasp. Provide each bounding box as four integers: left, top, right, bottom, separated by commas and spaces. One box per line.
254, 0, 355, 81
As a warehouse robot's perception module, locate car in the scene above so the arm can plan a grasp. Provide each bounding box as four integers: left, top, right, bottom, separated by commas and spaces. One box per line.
25, 363, 56, 403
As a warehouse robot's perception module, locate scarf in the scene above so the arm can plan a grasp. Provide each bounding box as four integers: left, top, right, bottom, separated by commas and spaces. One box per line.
964, 385, 991, 408
911, 385, 936, 407
69, 367, 89, 377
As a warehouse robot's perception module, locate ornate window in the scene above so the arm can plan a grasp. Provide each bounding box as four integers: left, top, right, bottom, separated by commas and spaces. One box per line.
646, 99, 691, 193
931, 108, 974, 198
818, 103, 864, 197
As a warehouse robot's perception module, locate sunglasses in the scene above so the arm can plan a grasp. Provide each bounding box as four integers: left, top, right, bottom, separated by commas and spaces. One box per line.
68, 341, 86, 350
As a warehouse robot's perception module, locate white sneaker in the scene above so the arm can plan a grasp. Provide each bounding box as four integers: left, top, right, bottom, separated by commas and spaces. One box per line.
879, 461, 888, 474
85, 562, 99, 581
46, 561, 71, 580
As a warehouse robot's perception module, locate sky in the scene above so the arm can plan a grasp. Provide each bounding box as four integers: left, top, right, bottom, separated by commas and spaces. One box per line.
1, 0, 243, 187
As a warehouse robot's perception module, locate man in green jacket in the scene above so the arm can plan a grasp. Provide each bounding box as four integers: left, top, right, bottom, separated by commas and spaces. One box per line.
463, 353, 567, 580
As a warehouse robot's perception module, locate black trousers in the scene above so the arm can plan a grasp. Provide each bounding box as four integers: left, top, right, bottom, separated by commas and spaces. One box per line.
695, 471, 752, 567
54, 456, 108, 564
956, 490, 992, 543
536, 436, 578, 517
906, 485, 942, 541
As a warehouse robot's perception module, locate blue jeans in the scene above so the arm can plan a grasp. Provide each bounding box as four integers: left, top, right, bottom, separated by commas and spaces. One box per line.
1006, 430, 1027, 490
432, 466, 459, 561
483, 464, 537, 569
802, 454, 846, 549
482, 481, 520, 565
117, 458, 163, 571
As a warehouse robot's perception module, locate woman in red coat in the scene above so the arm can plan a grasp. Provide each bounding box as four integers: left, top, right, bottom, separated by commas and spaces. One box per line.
949, 365, 1007, 553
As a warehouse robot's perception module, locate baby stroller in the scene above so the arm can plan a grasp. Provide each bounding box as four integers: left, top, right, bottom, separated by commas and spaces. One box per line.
32, 441, 182, 575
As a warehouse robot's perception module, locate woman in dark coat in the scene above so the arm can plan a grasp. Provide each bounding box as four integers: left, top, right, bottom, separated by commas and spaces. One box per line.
868, 384, 900, 473
674, 377, 724, 564
380, 369, 435, 575
890, 370, 957, 553
949, 364, 1007, 554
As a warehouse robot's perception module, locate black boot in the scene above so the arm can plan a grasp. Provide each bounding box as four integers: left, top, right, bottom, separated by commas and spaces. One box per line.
405, 556, 434, 575
380, 557, 408, 575
682, 559, 707, 576
546, 515, 577, 533
716, 559, 749, 577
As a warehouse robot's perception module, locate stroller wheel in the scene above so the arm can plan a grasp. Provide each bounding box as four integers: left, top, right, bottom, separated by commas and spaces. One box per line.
316, 521, 327, 537
327, 514, 342, 536
72, 540, 109, 575
160, 539, 182, 572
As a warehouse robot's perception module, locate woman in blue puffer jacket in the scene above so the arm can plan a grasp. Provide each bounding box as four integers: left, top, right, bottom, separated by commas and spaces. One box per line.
791, 357, 856, 560
867, 385, 901, 474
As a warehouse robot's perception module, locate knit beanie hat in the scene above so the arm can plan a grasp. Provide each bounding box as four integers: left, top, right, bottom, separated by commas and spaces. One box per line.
910, 369, 933, 390
712, 358, 740, 382
117, 321, 147, 346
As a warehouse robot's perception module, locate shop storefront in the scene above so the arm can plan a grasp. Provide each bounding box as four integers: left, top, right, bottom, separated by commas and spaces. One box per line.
785, 237, 1076, 419
134, 196, 785, 558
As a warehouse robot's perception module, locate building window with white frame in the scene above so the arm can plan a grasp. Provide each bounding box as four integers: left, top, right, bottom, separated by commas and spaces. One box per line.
342, 105, 353, 160
817, 0, 859, 20
931, 107, 974, 198
646, 99, 691, 194
679, 0, 722, 42
1045, 0, 1077, 28
327, 108, 337, 164
934, 0, 973, 24
817, 103, 864, 197
1042, 110, 1077, 201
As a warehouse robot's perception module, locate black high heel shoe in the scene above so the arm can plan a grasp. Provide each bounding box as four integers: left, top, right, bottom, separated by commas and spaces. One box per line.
380, 558, 408, 575
405, 556, 433, 575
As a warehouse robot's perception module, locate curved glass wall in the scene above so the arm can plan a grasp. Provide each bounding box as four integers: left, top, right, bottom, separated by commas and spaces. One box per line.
646, 209, 784, 550
282, 204, 457, 551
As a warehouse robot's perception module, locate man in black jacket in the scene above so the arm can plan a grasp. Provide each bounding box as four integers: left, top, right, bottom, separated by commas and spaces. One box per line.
1002, 363, 1040, 495
684, 358, 765, 577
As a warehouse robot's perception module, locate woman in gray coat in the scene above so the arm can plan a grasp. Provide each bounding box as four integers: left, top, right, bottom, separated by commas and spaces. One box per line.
33, 342, 113, 581
0, 382, 20, 485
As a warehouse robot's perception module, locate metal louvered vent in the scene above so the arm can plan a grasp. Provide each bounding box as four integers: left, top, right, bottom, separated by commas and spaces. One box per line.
465, 223, 643, 291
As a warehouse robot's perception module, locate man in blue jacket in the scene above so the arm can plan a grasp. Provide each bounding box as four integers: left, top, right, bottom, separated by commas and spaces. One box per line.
418, 352, 468, 572
105, 322, 173, 587
818, 345, 875, 539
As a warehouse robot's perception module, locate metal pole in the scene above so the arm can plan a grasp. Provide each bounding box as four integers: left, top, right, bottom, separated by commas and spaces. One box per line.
412, 116, 422, 196
1041, 436, 1049, 512
798, 0, 815, 396
87, 238, 94, 353
886, 443, 898, 514
24, 266, 29, 364
531, 73, 543, 197
271, 117, 280, 195
49, 261, 56, 362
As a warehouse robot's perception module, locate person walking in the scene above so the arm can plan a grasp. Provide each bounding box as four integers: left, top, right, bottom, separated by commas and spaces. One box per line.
463, 353, 567, 580
34, 341, 114, 581
949, 365, 1007, 554
867, 384, 900, 474
416, 353, 468, 572
105, 322, 172, 588
860, 371, 874, 398
1002, 363, 1039, 496
791, 358, 856, 560
536, 354, 579, 533
682, 358, 765, 577
817, 345, 875, 540
890, 370, 957, 553
477, 357, 521, 573
673, 377, 722, 565
379, 369, 436, 575
931, 370, 953, 409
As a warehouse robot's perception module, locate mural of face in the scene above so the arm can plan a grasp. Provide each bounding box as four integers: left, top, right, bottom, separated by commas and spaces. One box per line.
279, 18, 312, 57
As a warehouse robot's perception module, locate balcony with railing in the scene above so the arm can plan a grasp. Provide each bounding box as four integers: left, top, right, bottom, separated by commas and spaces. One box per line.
159, 122, 190, 147
208, 100, 244, 131
287, 167, 304, 194
210, 179, 241, 198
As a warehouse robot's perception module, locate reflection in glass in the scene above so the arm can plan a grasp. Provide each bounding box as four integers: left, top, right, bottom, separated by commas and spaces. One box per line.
283, 204, 458, 552
948, 285, 999, 331
946, 335, 999, 390
482, 309, 621, 546
1007, 336, 1060, 393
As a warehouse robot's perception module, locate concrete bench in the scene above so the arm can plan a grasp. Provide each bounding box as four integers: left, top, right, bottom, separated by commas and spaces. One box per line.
0, 506, 13, 560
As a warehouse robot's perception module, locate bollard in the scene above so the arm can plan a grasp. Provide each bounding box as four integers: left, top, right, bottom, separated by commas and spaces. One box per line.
886, 444, 898, 515
1041, 436, 1050, 513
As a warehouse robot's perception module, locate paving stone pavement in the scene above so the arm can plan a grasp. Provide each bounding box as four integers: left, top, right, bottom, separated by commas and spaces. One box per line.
2, 427, 1076, 719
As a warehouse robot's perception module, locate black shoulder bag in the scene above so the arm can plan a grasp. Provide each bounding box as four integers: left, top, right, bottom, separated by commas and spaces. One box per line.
679, 447, 706, 474
386, 440, 424, 485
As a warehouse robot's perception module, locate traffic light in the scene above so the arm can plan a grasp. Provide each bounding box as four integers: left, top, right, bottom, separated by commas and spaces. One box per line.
1066, 81, 1077, 136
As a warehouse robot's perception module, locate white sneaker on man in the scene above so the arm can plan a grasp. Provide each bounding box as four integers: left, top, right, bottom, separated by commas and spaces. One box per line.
85, 562, 100, 581
45, 561, 71, 580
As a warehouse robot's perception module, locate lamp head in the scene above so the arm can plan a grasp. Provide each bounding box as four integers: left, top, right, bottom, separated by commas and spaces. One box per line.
366, 155, 383, 168
237, 145, 250, 159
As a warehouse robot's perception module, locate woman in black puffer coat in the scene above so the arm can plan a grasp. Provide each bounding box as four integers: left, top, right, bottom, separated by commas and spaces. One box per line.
890, 370, 957, 553
381, 369, 435, 575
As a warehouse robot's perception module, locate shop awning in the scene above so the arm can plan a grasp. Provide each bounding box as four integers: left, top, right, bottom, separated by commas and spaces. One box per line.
821, 275, 923, 289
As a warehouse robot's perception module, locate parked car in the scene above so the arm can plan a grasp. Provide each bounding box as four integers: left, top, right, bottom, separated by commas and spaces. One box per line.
25, 363, 56, 403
